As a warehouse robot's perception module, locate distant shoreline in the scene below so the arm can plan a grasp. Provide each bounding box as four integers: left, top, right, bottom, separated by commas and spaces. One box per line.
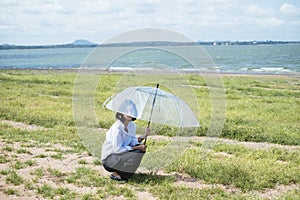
1, 40, 300, 50
1, 68, 299, 78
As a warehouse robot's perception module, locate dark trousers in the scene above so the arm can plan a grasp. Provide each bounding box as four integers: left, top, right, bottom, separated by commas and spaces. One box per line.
102, 149, 145, 180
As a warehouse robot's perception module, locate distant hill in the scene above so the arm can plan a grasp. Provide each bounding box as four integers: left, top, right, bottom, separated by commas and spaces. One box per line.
71, 39, 95, 45
0, 39, 98, 50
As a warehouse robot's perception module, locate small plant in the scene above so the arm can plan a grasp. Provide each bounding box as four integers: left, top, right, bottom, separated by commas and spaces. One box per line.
24, 180, 35, 190
4, 188, 19, 196
93, 159, 101, 165
0, 155, 9, 163
12, 160, 25, 170
51, 152, 64, 160
31, 167, 44, 179
47, 167, 66, 178
16, 148, 31, 154
1, 170, 10, 176
78, 159, 87, 165
82, 193, 95, 200
35, 154, 47, 158
24, 160, 36, 167
6, 171, 23, 186
37, 184, 54, 198
2, 146, 14, 152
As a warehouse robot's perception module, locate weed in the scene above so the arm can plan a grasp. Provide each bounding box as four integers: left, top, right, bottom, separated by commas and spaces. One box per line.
24, 180, 35, 190
78, 159, 88, 165
35, 154, 47, 158
4, 188, 19, 196
47, 167, 66, 178
12, 160, 25, 170
0, 155, 9, 163
93, 159, 101, 165
51, 152, 64, 160
6, 170, 23, 186
16, 148, 31, 154
24, 159, 36, 166
31, 167, 44, 178
2, 145, 13, 152
37, 184, 54, 198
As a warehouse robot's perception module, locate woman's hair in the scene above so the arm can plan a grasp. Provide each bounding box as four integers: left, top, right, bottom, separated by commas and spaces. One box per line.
115, 100, 137, 122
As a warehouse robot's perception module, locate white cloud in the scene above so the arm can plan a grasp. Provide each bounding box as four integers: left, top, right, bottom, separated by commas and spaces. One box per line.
0, 0, 300, 44
24, 1, 64, 14
246, 5, 274, 17
79, 1, 115, 14
280, 3, 300, 16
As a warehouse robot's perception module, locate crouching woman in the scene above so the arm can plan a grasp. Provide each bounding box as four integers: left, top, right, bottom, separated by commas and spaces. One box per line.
101, 100, 150, 182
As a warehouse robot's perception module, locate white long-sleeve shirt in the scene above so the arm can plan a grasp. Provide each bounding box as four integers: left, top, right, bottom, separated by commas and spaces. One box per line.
101, 119, 140, 161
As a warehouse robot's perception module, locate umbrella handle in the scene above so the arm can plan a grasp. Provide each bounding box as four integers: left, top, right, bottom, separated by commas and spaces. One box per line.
147, 83, 160, 126
143, 123, 150, 145
144, 83, 159, 145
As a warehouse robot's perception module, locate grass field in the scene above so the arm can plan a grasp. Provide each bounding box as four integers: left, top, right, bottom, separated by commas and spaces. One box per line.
0, 70, 299, 199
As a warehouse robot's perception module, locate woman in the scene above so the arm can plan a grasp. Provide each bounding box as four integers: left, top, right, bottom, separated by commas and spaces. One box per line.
101, 100, 150, 182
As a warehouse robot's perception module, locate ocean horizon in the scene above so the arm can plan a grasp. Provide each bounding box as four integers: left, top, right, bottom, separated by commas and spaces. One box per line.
0, 43, 299, 75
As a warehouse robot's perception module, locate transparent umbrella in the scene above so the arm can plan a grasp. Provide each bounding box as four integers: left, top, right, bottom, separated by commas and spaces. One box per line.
104, 84, 200, 129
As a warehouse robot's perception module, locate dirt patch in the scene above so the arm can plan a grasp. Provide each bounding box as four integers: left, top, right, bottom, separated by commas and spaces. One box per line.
149, 135, 300, 151
136, 191, 158, 200
1, 120, 48, 132
256, 184, 299, 200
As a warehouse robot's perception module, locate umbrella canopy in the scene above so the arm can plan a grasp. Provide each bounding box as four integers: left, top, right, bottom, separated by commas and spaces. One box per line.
104, 85, 200, 127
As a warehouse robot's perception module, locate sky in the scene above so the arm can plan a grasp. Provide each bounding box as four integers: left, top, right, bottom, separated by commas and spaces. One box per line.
0, 0, 300, 45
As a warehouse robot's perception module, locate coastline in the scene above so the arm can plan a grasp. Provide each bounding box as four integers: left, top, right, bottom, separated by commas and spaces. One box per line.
1, 68, 299, 78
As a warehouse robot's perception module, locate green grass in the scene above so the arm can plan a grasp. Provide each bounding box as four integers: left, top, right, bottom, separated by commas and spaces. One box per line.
0, 70, 299, 199
66, 166, 136, 199
0, 70, 299, 145
37, 184, 77, 199
16, 148, 32, 154
66, 167, 107, 187
150, 186, 245, 200
0, 155, 10, 163
220, 76, 300, 145
78, 159, 88, 165
167, 142, 300, 191
47, 167, 66, 178
50, 152, 64, 160
6, 170, 23, 186
4, 188, 19, 196
30, 167, 45, 179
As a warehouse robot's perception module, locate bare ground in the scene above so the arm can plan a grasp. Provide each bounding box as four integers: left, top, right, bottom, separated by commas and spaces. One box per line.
0, 120, 299, 199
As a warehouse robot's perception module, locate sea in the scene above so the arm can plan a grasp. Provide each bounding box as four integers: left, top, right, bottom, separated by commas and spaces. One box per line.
0, 44, 299, 74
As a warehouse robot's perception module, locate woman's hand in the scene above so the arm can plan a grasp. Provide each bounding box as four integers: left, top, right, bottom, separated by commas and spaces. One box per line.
132, 144, 147, 152
138, 128, 151, 143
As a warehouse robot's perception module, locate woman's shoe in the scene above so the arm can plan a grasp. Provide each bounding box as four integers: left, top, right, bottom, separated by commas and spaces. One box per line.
110, 174, 128, 183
